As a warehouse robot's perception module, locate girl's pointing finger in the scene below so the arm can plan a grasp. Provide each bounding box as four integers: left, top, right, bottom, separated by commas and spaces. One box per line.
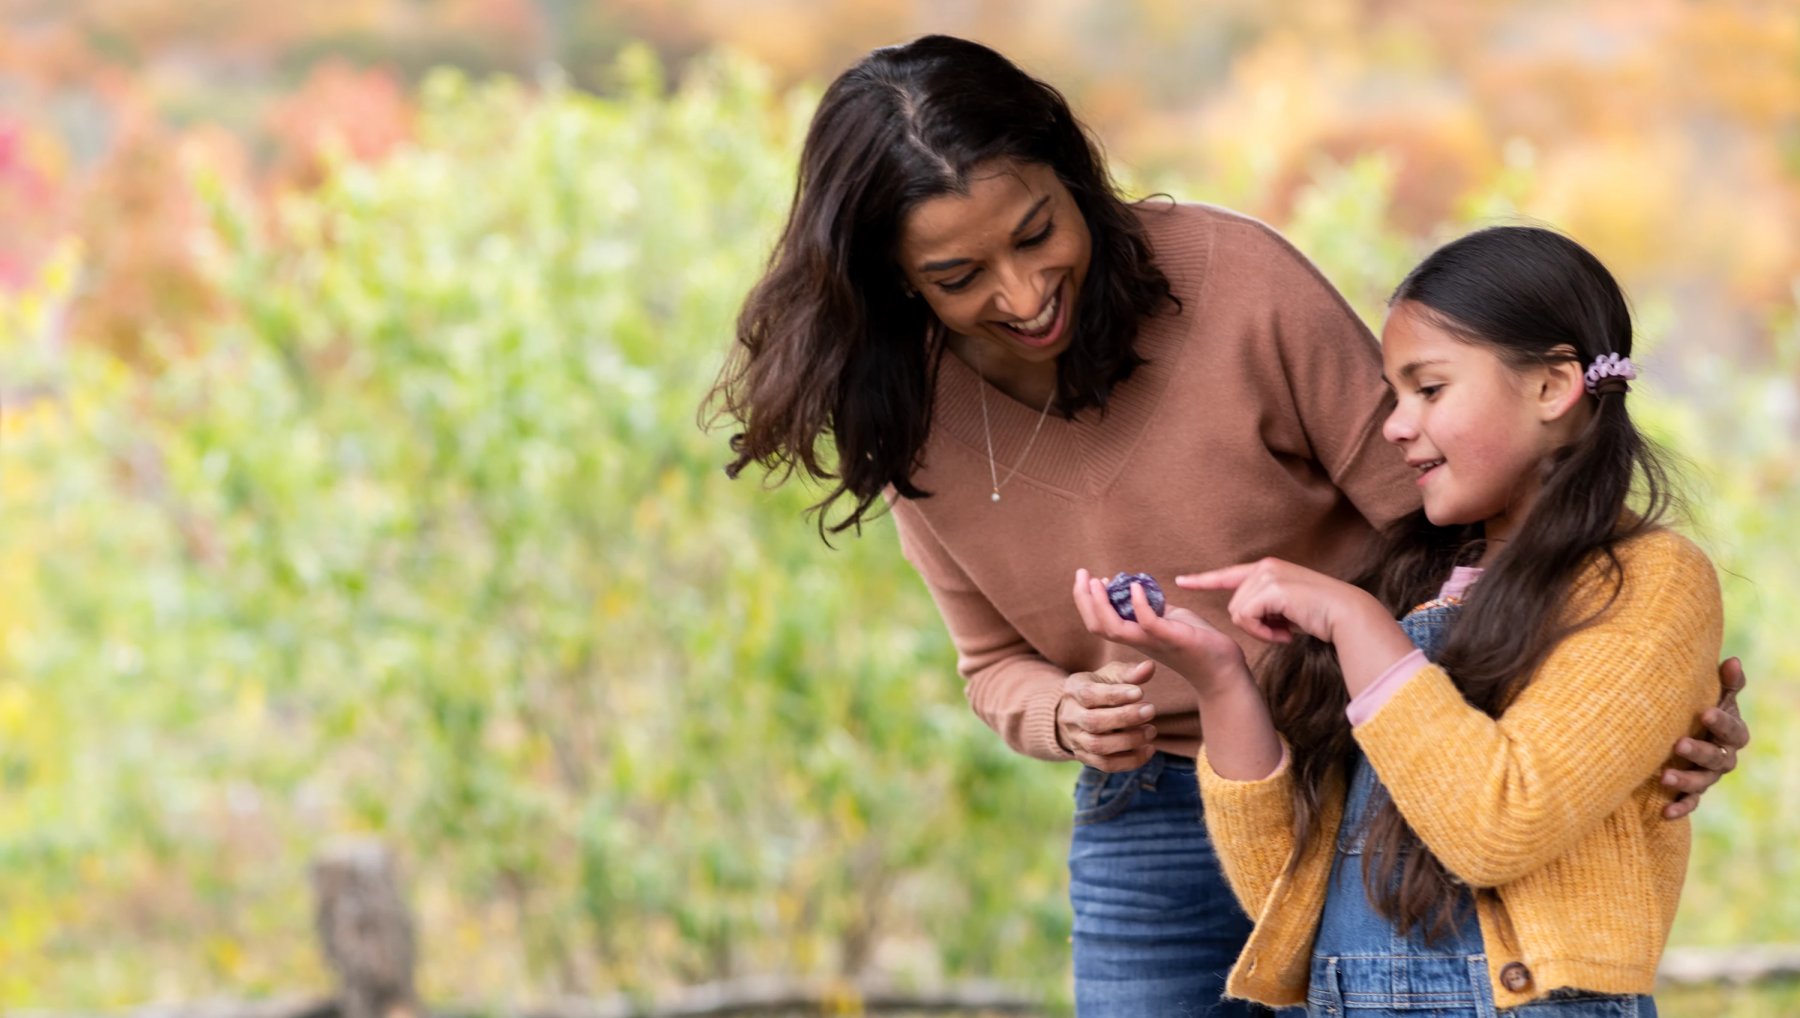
1175, 563, 1256, 590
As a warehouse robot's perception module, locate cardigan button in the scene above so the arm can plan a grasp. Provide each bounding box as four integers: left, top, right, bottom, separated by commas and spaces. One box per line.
1500, 962, 1532, 992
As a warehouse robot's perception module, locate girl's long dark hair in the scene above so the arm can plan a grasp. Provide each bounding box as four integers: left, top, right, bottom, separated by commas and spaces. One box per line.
704, 35, 1175, 537
1267, 226, 1678, 939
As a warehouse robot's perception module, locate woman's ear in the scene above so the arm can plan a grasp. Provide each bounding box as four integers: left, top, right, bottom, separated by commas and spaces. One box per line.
1537, 345, 1588, 424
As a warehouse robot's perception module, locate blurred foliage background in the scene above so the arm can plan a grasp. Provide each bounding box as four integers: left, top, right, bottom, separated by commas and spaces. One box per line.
0, 0, 1796, 1013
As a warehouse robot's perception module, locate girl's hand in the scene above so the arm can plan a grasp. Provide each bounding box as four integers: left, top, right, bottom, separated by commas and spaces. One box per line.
1072, 568, 1249, 693
1179, 558, 1416, 698
1177, 558, 1376, 645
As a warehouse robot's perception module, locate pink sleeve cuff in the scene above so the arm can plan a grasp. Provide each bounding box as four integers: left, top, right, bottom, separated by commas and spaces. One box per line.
1347, 648, 1429, 726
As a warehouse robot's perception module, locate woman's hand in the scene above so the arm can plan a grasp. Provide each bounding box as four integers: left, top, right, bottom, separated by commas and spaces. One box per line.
1072, 568, 1249, 694
1054, 659, 1159, 772
1661, 656, 1750, 820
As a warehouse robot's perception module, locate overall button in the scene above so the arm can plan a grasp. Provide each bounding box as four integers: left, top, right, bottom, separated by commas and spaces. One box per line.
1500, 962, 1533, 992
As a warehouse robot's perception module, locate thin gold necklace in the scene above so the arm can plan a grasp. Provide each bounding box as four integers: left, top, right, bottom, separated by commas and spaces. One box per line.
974, 345, 1056, 503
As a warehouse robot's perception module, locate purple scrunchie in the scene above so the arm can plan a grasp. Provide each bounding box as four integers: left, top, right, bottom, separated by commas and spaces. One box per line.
1585, 352, 1637, 395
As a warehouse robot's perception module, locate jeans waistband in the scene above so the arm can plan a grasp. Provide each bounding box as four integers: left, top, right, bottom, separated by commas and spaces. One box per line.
1151, 750, 1195, 772
1308, 952, 1495, 1016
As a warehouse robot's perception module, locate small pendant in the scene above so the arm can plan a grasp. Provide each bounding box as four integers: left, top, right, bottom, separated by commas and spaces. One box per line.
991, 491, 1001, 503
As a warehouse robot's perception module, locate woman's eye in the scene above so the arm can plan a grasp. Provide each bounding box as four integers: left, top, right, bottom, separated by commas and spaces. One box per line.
937, 272, 977, 293
1419, 384, 1444, 400
1019, 219, 1056, 248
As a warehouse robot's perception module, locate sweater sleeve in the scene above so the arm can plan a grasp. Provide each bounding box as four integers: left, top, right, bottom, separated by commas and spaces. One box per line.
1247, 222, 1419, 531
1348, 648, 1429, 726
1352, 532, 1724, 887
891, 496, 1074, 761
1197, 743, 1300, 918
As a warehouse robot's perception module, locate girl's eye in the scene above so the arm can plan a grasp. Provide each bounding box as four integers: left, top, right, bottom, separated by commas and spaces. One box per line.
1419, 384, 1444, 400
1019, 219, 1056, 249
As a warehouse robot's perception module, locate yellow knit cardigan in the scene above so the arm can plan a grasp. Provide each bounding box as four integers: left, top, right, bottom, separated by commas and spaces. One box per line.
1197, 528, 1724, 1010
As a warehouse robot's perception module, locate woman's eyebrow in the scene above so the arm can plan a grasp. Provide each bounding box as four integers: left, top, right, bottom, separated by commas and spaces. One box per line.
1011, 195, 1051, 235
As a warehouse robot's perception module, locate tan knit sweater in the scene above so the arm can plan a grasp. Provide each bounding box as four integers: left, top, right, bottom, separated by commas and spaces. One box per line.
892, 201, 1419, 761
1198, 528, 1724, 1010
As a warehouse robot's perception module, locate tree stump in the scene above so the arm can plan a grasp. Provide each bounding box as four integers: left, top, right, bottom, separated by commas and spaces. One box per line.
311, 839, 423, 1018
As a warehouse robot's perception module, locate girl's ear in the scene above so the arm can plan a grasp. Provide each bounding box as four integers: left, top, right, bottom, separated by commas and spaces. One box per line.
1537, 344, 1587, 424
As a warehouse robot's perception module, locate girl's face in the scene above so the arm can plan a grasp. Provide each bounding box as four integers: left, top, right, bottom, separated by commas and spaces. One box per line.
1379, 301, 1587, 546
895, 159, 1092, 376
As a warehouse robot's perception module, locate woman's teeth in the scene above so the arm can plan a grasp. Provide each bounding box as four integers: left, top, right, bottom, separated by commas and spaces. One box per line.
1003, 292, 1059, 337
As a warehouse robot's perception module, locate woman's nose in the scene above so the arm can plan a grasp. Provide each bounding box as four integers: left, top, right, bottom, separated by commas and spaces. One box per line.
992, 264, 1046, 320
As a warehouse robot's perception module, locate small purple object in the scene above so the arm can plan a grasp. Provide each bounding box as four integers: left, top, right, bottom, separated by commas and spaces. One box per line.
1105, 571, 1166, 621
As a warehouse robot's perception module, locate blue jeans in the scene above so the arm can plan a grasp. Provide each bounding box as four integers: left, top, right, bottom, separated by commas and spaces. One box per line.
1069, 751, 1266, 1017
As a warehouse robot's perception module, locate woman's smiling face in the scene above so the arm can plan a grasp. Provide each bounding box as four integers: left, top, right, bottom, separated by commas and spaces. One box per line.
896, 159, 1092, 371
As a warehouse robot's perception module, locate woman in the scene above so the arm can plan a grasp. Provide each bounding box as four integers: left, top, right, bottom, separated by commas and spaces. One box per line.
707, 35, 1748, 1016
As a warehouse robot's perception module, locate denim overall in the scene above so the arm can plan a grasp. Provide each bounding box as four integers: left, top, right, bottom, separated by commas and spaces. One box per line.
1305, 596, 1657, 1017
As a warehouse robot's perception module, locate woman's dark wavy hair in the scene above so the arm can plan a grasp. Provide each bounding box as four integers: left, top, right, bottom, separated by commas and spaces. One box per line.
1265, 226, 1678, 939
704, 34, 1176, 538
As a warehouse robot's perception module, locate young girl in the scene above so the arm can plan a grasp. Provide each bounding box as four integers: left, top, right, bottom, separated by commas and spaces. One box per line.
1074, 225, 1722, 1016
